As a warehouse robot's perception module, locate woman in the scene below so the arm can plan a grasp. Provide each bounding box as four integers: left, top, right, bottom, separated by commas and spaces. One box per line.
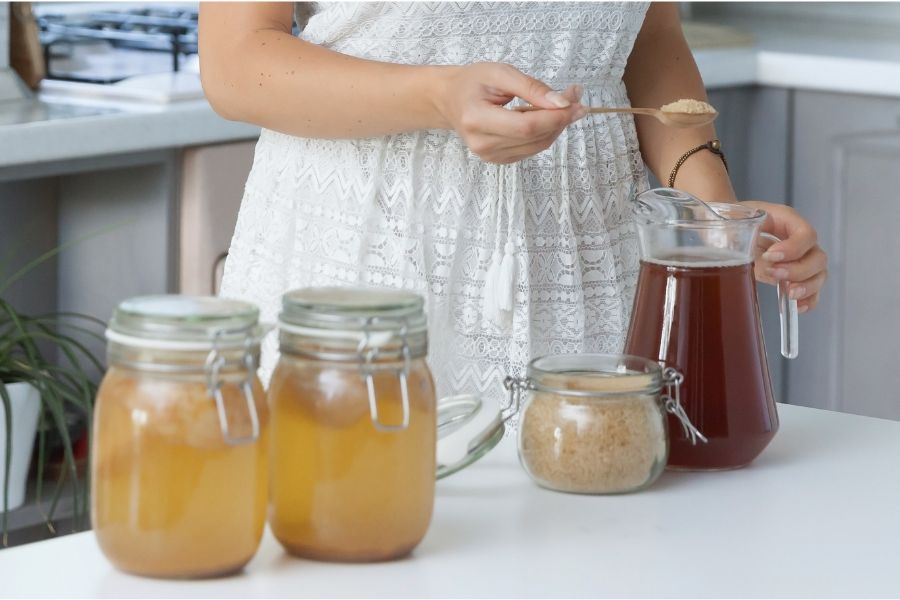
199, 2, 827, 403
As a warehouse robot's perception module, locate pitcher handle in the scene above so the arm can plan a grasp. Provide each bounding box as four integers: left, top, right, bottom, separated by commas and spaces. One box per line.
759, 232, 799, 359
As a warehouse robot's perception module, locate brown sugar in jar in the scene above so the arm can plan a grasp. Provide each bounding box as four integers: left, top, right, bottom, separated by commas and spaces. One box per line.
509, 354, 704, 494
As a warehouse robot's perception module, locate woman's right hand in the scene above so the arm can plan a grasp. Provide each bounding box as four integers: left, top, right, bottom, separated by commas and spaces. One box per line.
434, 63, 587, 164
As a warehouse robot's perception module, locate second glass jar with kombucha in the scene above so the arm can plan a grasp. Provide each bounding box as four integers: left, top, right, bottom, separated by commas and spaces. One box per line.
268, 287, 437, 562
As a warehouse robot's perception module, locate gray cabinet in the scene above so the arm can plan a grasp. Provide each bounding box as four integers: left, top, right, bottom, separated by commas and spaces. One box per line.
56, 152, 179, 374
706, 86, 792, 402
707, 86, 791, 202
1, 144, 258, 381
790, 91, 900, 416
819, 132, 900, 420
705, 87, 900, 420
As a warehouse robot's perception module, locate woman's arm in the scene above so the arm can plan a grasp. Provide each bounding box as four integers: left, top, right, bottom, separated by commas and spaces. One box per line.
623, 3, 735, 202
624, 3, 827, 313
199, 3, 586, 162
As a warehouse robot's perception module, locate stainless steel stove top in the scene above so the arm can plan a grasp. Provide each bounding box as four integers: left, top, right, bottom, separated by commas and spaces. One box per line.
37, 6, 198, 84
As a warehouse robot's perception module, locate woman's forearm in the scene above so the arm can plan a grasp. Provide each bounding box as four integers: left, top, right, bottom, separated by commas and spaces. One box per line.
624, 3, 737, 202
199, 3, 449, 139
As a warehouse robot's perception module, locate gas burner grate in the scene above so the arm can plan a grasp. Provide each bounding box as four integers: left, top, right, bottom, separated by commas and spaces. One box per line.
38, 7, 199, 83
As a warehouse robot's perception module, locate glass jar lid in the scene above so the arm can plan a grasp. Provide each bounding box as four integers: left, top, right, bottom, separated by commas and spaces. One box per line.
106, 295, 262, 350
106, 295, 263, 445
526, 353, 664, 397
278, 287, 428, 356
436, 394, 505, 480
505, 353, 706, 446
281, 287, 426, 331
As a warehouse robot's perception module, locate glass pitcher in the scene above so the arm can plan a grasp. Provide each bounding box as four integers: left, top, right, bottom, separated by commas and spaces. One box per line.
623, 188, 798, 471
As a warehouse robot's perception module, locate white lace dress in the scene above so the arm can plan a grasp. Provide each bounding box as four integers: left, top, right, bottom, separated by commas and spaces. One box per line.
220, 1, 651, 408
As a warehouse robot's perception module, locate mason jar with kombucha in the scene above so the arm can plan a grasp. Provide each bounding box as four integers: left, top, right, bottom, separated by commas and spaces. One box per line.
92, 296, 268, 578
268, 287, 437, 562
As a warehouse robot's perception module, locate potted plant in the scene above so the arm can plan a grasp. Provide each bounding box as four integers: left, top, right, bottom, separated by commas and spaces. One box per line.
1, 239, 105, 546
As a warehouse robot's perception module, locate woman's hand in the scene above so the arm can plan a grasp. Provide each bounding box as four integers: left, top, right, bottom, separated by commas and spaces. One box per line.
435, 63, 587, 164
743, 201, 828, 314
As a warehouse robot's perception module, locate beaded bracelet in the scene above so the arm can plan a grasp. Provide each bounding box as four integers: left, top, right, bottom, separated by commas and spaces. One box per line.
667, 139, 729, 188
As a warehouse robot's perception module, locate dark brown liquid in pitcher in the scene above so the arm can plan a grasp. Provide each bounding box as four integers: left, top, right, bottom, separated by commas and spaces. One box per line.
624, 254, 778, 470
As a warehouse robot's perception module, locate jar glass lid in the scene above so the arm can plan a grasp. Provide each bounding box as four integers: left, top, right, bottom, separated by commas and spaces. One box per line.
436, 394, 505, 479
280, 287, 427, 334
527, 353, 663, 395
107, 295, 261, 349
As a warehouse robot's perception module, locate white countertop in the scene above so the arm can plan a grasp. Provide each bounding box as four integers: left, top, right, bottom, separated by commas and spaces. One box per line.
691, 16, 900, 98
1, 404, 898, 599
3, 18, 900, 170
0, 96, 259, 169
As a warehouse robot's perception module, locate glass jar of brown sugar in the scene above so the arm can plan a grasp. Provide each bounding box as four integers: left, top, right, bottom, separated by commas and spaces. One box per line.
507, 354, 704, 494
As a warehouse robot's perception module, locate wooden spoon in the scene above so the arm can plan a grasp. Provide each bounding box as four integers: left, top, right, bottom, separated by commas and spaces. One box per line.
513, 104, 718, 128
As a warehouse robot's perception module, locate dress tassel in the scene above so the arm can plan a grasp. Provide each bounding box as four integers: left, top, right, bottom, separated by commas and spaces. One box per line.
497, 241, 516, 312
482, 249, 503, 324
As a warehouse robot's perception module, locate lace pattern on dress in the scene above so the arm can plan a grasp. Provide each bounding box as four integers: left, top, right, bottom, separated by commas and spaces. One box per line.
221, 2, 651, 419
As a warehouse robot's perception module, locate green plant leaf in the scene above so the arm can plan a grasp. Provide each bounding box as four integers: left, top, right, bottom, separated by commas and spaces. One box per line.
0, 219, 132, 296
36, 382, 79, 525
15, 367, 93, 529
24, 316, 107, 346
40, 463, 66, 535
1, 224, 112, 541
0, 298, 104, 540
32, 322, 105, 377
0, 300, 43, 367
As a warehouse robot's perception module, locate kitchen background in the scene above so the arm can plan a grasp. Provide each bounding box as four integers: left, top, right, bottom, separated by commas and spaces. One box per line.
1, 1, 899, 544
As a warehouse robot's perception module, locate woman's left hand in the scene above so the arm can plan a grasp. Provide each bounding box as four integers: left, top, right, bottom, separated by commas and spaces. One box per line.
742, 201, 828, 314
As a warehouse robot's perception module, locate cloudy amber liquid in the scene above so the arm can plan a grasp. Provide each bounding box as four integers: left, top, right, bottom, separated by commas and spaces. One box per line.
268, 356, 436, 562
92, 367, 268, 578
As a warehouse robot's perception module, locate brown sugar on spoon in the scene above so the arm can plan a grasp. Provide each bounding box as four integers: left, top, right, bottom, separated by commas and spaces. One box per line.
660, 98, 717, 115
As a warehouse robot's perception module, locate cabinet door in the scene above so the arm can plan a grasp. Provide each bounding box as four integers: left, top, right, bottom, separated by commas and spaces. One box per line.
790, 91, 900, 415
58, 154, 178, 378
0, 178, 58, 315
830, 133, 900, 420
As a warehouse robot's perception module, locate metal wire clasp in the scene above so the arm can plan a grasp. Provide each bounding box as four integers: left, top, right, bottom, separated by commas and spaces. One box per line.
205, 330, 261, 445
502, 376, 531, 423
661, 367, 707, 445
358, 316, 411, 432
